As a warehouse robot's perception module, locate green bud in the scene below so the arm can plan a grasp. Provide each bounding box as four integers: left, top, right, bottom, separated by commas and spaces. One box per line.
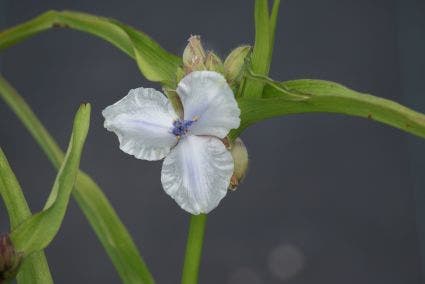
182, 35, 206, 71
229, 138, 249, 191
0, 234, 22, 282
224, 45, 251, 83
205, 51, 224, 73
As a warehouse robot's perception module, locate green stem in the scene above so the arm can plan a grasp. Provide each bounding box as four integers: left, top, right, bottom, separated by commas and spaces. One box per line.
181, 214, 207, 284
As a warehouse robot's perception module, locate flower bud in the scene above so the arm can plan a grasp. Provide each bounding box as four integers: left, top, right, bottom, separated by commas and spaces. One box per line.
229, 138, 249, 191
205, 51, 224, 73
183, 35, 206, 71
0, 234, 22, 282
224, 45, 251, 83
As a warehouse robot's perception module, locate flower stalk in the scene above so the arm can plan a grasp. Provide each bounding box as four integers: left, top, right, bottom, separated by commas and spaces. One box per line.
181, 214, 207, 284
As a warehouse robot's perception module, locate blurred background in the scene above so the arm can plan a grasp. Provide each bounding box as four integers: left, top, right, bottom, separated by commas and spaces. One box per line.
1, 0, 425, 283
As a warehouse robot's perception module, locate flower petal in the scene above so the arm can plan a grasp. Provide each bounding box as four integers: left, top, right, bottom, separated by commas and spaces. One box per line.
161, 135, 234, 214
103, 88, 178, 161
176, 71, 240, 138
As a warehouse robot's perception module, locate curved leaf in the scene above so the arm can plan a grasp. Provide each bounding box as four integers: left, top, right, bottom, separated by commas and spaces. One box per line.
233, 79, 425, 139
0, 10, 181, 84
10, 103, 90, 255
110, 19, 181, 86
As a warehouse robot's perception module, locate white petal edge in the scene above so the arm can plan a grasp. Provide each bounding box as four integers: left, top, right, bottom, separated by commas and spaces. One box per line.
102, 87, 178, 161
176, 71, 241, 138
161, 135, 234, 215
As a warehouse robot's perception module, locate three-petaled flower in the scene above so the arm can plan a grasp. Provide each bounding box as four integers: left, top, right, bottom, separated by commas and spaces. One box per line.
103, 71, 241, 214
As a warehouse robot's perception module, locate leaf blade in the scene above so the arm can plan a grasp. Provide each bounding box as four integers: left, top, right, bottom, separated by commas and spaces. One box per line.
243, 0, 271, 98
0, 10, 181, 84
268, 0, 281, 65
110, 19, 181, 85
10, 103, 91, 255
233, 79, 425, 139
0, 148, 53, 284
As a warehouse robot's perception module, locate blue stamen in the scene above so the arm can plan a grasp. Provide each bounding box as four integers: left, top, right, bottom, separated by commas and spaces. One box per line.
172, 119, 195, 136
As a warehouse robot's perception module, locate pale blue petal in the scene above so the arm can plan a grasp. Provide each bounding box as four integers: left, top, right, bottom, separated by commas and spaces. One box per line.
161, 135, 234, 214
176, 71, 240, 138
103, 88, 178, 161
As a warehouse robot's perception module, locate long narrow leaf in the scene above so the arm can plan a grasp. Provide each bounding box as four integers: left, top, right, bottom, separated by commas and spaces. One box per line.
10, 103, 90, 255
233, 79, 425, 139
0, 10, 181, 84
0, 149, 53, 284
243, 0, 272, 98
0, 75, 155, 284
268, 0, 281, 65
110, 19, 182, 86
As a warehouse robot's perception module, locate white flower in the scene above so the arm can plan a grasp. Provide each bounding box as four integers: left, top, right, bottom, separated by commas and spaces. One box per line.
102, 71, 241, 214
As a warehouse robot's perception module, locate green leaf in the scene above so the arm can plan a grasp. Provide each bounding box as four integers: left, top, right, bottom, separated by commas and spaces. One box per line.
242, 0, 281, 99
0, 149, 35, 231
242, 0, 271, 98
110, 19, 181, 86
232, 79, 425, 139
0, 75, 154, 283
0, 149, 53, 284
268, 0, 281, 65
0, 10, 181, 84
73, 172, 156, 284
10, 103, 90, 255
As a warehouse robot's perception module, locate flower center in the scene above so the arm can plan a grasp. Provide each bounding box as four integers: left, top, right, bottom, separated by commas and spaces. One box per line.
172, 119, 195, 136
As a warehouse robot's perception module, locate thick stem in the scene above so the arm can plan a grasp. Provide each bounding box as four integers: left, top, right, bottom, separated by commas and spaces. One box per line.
181, 214, 207, 284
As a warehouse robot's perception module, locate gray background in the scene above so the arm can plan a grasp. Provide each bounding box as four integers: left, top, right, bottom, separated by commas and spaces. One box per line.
1, 0, 424, 283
